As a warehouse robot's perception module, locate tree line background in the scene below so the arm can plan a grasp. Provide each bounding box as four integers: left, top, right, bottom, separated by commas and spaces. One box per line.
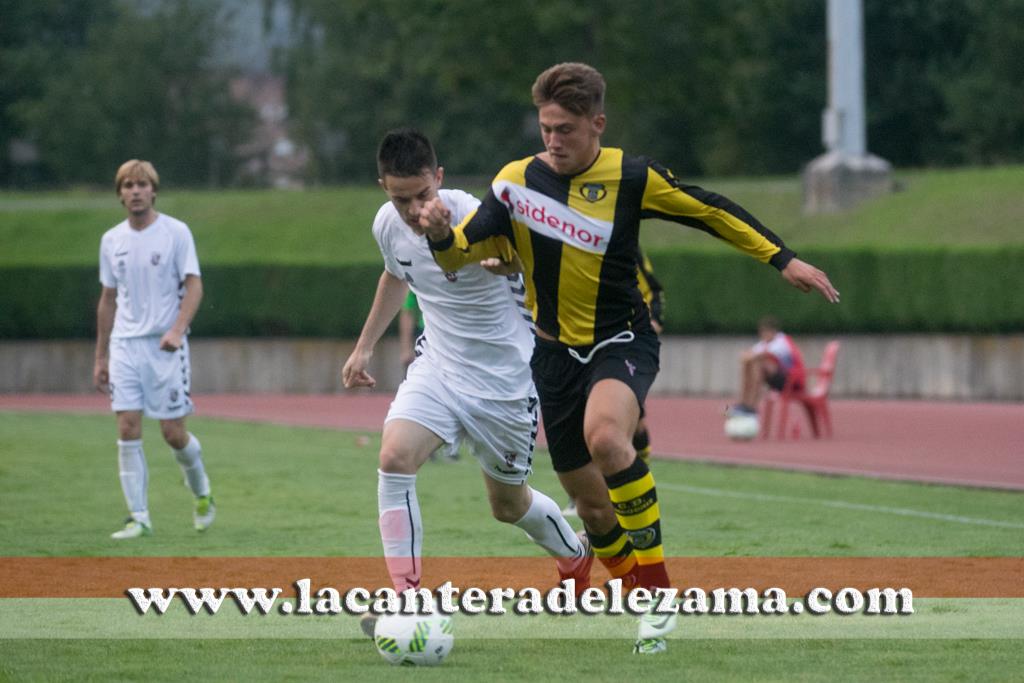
2, 0, 1022, 188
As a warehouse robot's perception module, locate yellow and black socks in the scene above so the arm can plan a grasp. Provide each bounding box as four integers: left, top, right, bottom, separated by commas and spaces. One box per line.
632, 426, 652, 462
586, 522, 640, 590
605, 457, 670, 589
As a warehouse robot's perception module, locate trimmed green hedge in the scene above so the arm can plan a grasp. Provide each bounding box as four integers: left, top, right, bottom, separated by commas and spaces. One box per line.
0, 263, 383, 339
648, 245, 1024, 334
2, 247, 1022, 339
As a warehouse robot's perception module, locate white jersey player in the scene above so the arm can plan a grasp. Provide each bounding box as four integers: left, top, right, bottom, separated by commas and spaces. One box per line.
94, 160, 215, 540
342, 130, 591, 637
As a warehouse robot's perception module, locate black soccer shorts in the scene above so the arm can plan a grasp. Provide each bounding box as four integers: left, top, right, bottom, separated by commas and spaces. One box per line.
530, 327, 660, 473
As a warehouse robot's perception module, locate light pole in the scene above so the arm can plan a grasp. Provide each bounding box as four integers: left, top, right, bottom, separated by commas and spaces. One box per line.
804, 0, 892, 213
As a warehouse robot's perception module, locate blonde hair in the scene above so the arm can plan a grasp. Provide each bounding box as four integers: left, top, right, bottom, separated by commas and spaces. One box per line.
531, 62, 605, 117
115, 159, 159, 193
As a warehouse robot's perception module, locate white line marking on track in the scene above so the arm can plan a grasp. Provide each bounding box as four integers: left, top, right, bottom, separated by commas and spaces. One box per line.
658, 482, 1024, 529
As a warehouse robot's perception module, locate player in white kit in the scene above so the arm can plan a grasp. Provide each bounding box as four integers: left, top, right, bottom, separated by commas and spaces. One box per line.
342, 130, 591, 635
94, 160, 215, 539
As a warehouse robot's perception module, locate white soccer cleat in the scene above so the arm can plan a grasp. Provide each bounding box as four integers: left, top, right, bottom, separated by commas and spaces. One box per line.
633, 603, 678, 655
561, 499, 578, 517
359, 612, 378, 639
194, 495, 216, 532
111, 518, 152, 540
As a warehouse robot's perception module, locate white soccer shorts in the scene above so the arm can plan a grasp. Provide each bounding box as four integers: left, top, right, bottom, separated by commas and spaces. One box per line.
108, 336, 194, 420
385, 358, 539, 485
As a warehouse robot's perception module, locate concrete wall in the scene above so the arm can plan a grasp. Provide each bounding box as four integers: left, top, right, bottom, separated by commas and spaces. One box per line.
2, 335, 1022, 400
654, 335, 1024, 400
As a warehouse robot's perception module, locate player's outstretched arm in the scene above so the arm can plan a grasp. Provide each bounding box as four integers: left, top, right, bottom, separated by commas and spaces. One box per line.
342, 271, 409, 389
780, 258, 840, 303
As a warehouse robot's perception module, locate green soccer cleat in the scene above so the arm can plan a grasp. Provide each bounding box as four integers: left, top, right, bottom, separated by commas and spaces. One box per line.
632, 637, 668, 655
111, 518, 152, 540
194, 495, 216, 532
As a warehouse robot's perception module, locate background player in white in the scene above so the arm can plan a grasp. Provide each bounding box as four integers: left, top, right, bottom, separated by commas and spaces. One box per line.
341, 130, 590, 635
93, 159, 215, 539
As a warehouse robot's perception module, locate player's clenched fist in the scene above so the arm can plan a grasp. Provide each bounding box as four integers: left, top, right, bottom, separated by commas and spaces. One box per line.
418, 197, 452, 240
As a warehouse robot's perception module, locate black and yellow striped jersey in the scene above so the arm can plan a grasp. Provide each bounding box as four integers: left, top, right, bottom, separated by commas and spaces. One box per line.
429, 147, 795, 347
636, 247, 664, 327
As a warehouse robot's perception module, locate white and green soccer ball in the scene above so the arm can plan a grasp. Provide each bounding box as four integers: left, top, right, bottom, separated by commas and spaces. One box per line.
373, 612, 454, 666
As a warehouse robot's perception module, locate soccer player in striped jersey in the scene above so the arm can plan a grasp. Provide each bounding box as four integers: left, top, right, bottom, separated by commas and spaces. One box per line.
342, 129, 590, 638
420, 63, 839, 654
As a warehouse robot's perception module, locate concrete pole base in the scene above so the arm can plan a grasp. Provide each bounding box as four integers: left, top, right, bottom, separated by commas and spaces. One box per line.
802, 151, 893, 214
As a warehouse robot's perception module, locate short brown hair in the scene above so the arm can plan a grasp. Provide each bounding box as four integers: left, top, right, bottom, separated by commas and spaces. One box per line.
531, 62, 605, 117
115, 159, 159, 193
758, 315, 781, 333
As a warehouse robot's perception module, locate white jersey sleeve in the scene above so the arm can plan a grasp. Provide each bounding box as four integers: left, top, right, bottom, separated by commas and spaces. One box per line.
174, 224, 201, 279
99, 234, 117, 288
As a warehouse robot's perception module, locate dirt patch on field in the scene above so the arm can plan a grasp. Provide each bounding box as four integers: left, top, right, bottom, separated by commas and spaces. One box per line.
2, 556, 1020, 598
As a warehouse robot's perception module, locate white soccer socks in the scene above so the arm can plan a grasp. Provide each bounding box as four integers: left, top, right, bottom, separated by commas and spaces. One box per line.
172, 433, 211, 498
114, 434, 212, 538
377, 470, 424, 592
513, 487, 586, 560
116, 439, 150, 527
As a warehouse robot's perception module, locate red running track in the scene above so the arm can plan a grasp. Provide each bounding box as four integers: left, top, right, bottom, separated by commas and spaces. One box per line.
2, 393, 1021, 491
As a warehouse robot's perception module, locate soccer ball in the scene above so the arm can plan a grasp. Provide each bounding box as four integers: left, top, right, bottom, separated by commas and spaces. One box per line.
373, 612, 454, 666
724, 414, 760, 441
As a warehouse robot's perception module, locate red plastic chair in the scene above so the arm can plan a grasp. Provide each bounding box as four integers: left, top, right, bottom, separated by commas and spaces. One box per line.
761, 340, 840, 440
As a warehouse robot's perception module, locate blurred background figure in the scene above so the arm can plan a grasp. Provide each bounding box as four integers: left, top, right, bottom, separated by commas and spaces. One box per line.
398, 291, 424, 369
725, 316, 805, 440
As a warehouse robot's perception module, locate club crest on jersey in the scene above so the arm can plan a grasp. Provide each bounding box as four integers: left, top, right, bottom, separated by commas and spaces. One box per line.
579, 183, 607, 203
444, 271, 458, 282
150, 252, 161, 266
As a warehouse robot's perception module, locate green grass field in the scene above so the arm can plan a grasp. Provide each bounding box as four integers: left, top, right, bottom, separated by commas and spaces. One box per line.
3, 165, 1024, 268
1, 412, 1022, 681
